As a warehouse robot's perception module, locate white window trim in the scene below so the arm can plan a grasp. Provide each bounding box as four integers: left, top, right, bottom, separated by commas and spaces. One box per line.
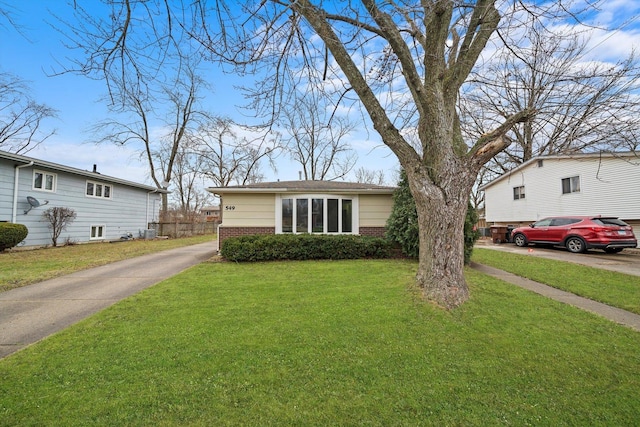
32, 170, 57, 192
275, 193, 359, 234
86, 180, 113, 199
561, 175, 581, 195
513, 186, 525, 200
90, 225, 106, 240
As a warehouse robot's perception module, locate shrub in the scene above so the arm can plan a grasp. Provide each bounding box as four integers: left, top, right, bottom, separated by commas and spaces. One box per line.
220, 234, 393, 262
385, 170, 419, 258
42, 207, 77, 247
0, 223, 29, 251
463, 201, 481, 264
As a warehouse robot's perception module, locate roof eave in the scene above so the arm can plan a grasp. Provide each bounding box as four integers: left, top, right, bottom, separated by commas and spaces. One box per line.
206, 187, 395, 195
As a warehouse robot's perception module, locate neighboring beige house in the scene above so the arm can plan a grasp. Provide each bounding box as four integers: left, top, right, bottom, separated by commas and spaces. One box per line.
200, 205, 221, 223
207, 180, 396, 247
480, 152, 640, 242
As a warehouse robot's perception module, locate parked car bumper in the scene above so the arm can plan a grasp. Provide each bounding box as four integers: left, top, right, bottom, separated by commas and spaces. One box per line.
586, 240, 638, 250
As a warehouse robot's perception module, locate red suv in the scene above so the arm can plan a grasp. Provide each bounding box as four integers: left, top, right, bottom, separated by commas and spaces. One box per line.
511, 216, 638, 254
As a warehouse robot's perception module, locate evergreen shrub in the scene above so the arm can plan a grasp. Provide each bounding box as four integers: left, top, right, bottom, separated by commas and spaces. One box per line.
220, 233, 393, 262
0, 223, 28, 251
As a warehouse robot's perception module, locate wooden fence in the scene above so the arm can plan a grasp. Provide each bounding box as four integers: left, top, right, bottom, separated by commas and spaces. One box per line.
148, 222, 218, 238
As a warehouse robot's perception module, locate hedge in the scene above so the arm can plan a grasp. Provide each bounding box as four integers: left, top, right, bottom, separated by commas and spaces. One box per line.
220, 234, 393, 262
0, 223, 29, 251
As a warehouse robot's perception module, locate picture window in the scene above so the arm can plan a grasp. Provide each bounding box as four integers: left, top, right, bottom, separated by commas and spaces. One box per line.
279, 195, 355, 234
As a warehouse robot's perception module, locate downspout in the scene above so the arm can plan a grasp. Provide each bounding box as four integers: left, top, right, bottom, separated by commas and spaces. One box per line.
146, 189, 160, 227
214, 192, 222, 252
12, 161, 34, 223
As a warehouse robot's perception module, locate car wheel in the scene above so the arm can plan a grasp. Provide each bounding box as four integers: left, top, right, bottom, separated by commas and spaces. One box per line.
513, 233, 528, 247
566, 237, 586, 253
604, 248, 623, 254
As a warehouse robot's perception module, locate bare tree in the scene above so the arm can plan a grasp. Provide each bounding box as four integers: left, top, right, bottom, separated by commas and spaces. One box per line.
462, 19, 640, 177
354, 167, 386, 186
194, 117, 278, 187
280, 91, 357, 181
88, 64, 210, 216
190, 0, 538, 308
42, 207, 76, 247
64, 1, 610, 308
155, 137, 214, 220
0, 71, 57, 154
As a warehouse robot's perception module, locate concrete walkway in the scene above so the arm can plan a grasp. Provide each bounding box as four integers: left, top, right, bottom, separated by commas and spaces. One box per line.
471, 262, 640, 332
0, 242, 216, 359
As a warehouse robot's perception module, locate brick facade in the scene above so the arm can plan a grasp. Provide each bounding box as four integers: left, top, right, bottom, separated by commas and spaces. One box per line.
219, 226, 276, 247
359, 227, 387, 238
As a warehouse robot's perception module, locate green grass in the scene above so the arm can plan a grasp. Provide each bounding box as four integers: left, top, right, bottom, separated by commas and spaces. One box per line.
1, 260, 639, 425
0, 234, 215, 292
472, 248, 640, 314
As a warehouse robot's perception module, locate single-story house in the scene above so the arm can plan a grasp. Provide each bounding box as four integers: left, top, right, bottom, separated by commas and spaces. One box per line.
0, 149, 167, 247
480, 152, 640, 242
207, 180, 397, 248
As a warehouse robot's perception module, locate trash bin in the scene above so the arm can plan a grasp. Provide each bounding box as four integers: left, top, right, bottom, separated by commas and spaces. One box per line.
506, 226, 515, 243
490, 226, 508, 243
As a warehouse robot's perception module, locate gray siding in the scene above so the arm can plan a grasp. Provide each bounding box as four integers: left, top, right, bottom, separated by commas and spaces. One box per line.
1, 157, 161, 247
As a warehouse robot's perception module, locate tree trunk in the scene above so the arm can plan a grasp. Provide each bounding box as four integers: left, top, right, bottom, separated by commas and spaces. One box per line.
407, 162, 475, 309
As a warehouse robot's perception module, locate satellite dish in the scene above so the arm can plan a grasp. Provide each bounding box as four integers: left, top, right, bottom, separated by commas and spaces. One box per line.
27, 196, 40, 208
24, 196, 49, 214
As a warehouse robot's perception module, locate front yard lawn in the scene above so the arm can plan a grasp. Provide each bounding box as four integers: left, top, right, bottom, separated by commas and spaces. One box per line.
472, 248, 640, 314
1, 259, 639, 425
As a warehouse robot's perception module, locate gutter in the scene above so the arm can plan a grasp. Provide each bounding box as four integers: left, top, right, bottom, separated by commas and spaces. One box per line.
12, 161, 34, 223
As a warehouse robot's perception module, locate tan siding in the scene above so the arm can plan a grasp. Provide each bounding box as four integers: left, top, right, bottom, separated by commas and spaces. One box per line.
359, 194, 393, 227
219, 193, 275, 227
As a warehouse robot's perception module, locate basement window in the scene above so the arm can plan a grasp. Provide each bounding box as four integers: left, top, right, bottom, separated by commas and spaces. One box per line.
90, 225, 105, 240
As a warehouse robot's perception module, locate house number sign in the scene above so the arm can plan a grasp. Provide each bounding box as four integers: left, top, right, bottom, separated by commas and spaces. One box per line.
225, 205, 236, 210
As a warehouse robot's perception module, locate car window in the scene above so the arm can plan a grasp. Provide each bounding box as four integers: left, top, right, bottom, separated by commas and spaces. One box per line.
550, 218, 583, 226
534, 219, 553, 227
592, 218, 628, 227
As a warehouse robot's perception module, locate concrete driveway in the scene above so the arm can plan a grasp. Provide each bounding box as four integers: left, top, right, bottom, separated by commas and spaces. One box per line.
477, 241, 640, 277
0, 242, 217, 359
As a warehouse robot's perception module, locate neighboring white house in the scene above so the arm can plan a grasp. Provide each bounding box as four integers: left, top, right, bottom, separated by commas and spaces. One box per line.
1, 149, 167, 247
480, 152, 640, 242
207, 180, 396, 248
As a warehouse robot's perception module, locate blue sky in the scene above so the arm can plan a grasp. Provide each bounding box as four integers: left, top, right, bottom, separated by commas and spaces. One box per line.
2, 1, 639, 188
1, 1, 396, 186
